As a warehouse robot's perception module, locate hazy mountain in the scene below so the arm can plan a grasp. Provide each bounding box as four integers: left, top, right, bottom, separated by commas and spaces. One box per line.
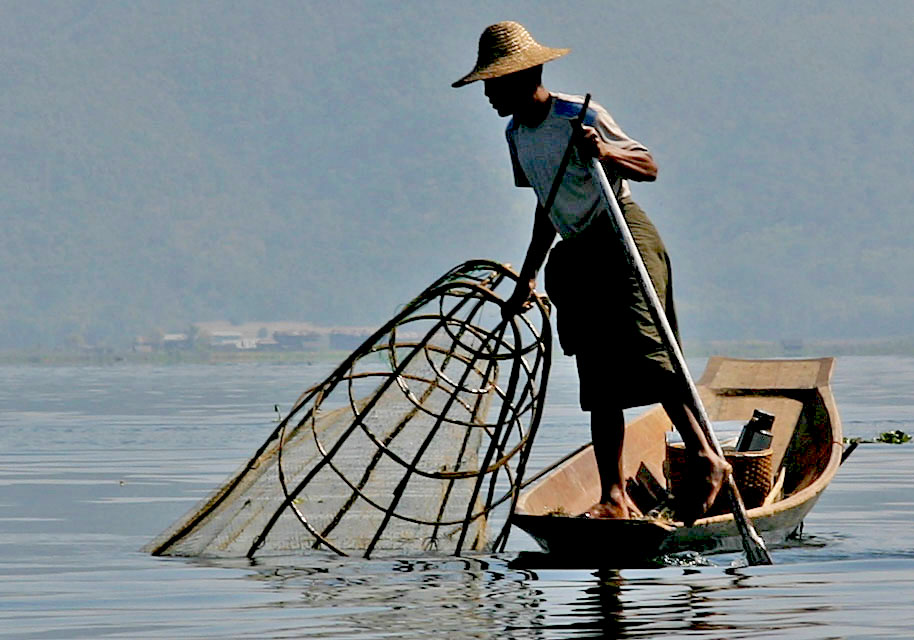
2, 1, 913, 348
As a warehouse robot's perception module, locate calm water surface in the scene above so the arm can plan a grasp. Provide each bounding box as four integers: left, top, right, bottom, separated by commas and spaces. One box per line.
1, 355, 912, 638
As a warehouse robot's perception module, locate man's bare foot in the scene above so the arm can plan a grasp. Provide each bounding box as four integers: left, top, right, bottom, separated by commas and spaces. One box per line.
580, 486, 637, 519
679, 452, 731, 526
626, 495, 644, 518
580, 501, 628, 519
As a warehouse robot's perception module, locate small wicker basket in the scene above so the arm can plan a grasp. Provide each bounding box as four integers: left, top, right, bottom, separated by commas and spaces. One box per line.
664, 443, 773, 514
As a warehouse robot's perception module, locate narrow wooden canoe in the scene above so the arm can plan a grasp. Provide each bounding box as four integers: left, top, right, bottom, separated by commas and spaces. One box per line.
511, 357, 843, 562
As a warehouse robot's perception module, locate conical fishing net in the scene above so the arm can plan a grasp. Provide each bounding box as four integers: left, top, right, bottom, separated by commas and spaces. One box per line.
145, 261, 552, 558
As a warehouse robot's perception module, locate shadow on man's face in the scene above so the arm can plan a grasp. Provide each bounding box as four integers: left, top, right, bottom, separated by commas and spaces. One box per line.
484, 70, 539, 118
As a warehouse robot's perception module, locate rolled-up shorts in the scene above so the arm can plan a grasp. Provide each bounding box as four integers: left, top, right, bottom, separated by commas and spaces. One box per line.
544, 197, 682, 411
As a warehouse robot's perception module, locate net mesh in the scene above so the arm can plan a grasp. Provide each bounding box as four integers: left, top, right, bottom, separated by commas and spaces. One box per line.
145, 260, 552, 558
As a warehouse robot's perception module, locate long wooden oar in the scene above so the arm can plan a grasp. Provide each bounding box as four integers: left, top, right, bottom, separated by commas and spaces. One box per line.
542, 94, 591, 222
502, 94, 590, 318
582, 98, 773, 565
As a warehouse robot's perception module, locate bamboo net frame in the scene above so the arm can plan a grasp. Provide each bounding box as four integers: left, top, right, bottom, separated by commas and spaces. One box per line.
145, 260, 552, 558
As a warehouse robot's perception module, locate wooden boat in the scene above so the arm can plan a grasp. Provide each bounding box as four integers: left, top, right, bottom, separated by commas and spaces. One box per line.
511, 357, 843, 562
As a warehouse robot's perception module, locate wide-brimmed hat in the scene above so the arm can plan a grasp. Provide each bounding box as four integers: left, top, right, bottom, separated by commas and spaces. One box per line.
452, 21, 569, 88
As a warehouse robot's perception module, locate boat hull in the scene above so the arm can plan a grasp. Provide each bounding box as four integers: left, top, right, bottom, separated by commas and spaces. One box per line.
513, 494, 821, 562
512, 357, 842, 563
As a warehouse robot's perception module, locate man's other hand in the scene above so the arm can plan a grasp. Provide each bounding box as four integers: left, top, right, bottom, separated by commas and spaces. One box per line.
577, 125, 607, 159
501, 278, 536, 321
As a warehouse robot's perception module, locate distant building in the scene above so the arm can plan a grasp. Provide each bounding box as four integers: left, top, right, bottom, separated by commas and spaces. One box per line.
137, 321, 379, 353
207, 330, 244, 350
132, 337, 154, 353
162, 333, 191, 350
273, 330, 324, 351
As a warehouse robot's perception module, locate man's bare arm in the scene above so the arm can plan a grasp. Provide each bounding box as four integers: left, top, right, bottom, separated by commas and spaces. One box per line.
580, 126, 658, 182
502, 203, 557, 319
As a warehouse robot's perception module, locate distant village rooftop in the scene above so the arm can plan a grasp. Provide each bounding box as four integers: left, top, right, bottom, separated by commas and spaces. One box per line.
135, 321, 380, 353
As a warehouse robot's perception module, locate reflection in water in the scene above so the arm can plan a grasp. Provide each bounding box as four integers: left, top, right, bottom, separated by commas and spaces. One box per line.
219, 557, 862, 639
545, 569, 627, 638
231, 555, 553, 638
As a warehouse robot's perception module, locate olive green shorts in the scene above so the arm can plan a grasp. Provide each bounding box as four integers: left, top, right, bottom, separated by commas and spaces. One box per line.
544, 198, 681, 411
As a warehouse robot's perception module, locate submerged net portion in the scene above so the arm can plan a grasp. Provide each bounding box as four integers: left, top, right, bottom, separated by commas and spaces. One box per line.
145, 260, 552, 558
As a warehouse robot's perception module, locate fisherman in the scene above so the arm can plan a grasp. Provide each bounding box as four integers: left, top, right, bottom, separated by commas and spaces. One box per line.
452, 21, 730, 523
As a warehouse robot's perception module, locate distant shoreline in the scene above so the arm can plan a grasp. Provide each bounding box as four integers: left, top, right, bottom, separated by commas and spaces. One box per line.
3, 336, 914, 365
0, 349, 353, 366
687, 336, 914, 358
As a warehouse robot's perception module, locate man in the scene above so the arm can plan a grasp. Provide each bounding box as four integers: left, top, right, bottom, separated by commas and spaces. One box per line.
453, 21, 729, 523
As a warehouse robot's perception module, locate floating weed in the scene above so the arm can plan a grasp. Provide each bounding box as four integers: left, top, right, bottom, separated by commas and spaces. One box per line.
875, 429, 911, 444
845, 430, 911, 445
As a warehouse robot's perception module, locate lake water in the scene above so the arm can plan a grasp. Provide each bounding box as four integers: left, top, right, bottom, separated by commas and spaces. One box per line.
1, 355, 912, 638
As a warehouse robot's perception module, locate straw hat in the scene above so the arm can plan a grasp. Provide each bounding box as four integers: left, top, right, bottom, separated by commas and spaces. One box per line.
452, 21, 570, 88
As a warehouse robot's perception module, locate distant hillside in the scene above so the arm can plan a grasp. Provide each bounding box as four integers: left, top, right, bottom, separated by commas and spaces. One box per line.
2, 2, 913, 348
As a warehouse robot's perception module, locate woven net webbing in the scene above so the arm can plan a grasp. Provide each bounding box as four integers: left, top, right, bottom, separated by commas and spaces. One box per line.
145, 260, 552, 558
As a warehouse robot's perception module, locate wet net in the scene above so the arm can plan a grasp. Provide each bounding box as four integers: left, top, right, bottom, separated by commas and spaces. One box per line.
145, 260, 552, 558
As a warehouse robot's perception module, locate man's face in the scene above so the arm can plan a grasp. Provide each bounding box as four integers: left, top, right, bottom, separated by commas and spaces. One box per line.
484, 71, 536, 117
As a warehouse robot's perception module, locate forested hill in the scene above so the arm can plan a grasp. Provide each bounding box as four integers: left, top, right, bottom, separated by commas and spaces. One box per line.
3, 2, 913, 349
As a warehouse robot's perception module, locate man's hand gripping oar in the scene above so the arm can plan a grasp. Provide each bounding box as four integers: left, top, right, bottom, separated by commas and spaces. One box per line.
578, 93, 773, 565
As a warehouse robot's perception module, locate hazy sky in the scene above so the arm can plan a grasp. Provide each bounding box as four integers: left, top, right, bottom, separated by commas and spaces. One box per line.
3, 1, 913, 347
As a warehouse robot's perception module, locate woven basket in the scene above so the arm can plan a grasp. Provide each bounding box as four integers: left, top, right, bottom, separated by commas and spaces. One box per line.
664, 443, 773, 514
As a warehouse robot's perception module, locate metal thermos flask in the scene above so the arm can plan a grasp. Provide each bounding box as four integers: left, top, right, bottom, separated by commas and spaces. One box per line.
736, 409, 774, 451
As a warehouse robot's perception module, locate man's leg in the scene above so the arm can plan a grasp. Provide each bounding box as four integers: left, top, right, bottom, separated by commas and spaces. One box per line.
662, 399, 731, 524
585, 408, 631, 519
